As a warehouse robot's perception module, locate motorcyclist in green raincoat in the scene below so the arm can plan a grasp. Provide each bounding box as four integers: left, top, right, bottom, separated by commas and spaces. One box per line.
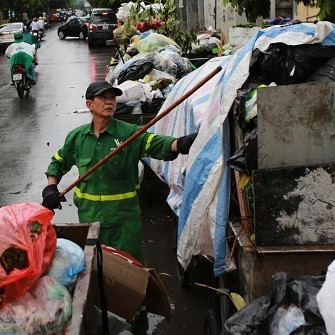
5, 32, 37, 84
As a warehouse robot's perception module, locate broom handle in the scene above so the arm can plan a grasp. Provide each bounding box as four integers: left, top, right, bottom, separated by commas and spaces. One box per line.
59, 65, 222, 197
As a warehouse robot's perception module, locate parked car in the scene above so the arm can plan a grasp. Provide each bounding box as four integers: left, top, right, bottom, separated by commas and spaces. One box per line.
87, 8, 117, 48
0, 22, 24, 46
48, 12, 60, 23
58, 17, 89, 40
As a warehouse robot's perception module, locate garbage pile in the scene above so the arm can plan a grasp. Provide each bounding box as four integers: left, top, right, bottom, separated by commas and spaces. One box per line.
142, 21, 335, 277
0, 202, 86, 334
105, 2, 198, 116
191, 29, 222, 56
107, 36, 192, 116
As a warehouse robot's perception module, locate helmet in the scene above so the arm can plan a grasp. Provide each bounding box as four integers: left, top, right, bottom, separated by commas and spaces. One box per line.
14, 31, 23, 40
39, 16, 43, 20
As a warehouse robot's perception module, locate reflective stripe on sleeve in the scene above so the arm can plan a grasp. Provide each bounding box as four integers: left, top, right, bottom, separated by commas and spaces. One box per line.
74, 185, 140, 201
54, 152, 63, 162
144, 134, 157, 152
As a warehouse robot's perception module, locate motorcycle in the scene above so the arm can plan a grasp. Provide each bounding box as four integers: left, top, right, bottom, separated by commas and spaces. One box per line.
11, 64, 34, 99
31, 29, 44, 41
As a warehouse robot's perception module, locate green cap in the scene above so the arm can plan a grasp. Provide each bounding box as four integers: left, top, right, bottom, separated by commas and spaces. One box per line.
14, 31, 23, 39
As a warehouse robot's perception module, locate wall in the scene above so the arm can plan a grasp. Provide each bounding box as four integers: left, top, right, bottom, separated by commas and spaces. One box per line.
181, 0, 319, 48
297, 2, 319, 21
201, 0, 276, 45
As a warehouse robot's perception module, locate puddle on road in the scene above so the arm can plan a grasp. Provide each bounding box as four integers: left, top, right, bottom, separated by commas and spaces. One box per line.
147, 313, 165, 334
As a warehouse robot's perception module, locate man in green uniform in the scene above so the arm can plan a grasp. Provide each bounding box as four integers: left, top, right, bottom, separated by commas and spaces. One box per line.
42, 80, 196, 334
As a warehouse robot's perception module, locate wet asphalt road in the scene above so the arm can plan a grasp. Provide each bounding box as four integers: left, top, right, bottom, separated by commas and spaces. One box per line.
0, 24, 215, 334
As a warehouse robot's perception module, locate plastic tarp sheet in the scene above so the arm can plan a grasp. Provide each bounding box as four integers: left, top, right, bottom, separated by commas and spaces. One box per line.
143, 21, 335, 277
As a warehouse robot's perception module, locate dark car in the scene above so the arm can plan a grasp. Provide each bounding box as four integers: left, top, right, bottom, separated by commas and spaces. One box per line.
58, 17, 89, 40
87, 8, 117, 47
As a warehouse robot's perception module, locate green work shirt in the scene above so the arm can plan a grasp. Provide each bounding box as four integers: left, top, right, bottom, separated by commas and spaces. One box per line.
46, 118, 177, 260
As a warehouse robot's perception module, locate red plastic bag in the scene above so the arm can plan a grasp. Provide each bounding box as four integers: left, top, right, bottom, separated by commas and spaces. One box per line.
0, 202, 56, 308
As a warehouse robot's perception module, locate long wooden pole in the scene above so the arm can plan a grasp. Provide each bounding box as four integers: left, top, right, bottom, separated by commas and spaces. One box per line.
59, 65, 222, 197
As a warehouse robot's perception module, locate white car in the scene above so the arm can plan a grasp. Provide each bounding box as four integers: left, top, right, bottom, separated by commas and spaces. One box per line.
0, 22, 24, 46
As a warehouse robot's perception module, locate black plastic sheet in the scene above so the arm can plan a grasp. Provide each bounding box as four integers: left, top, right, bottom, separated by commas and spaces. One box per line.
227, 128, 257, 174
306, 56, 335, 82
118, 60, 155, 84
115, 103, 134, 115
225, 272, 326, 335
255, 43, 335, 85
141, 98, 165, 114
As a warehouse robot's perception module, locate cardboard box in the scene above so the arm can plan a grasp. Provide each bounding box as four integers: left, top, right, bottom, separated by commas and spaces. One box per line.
91, 249, 172, 322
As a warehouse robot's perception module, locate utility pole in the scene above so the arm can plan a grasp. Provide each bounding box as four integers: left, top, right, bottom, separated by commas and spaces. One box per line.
214, 0, 217, 29
292, 0, 297, 19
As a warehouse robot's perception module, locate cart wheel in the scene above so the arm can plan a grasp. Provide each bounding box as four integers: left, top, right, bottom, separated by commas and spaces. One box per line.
204, 308, 222, 335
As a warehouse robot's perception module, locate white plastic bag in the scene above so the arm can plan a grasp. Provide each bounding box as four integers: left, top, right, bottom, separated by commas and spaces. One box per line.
317, 259, 335, 335
0, 275, 72, 334
116, 80, 146, 103
269, 303, 305, 335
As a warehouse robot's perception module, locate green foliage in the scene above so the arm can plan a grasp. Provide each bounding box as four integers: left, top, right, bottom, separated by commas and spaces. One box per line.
123, 0, 197, 54
221, 0, 334, 23
222, 0, 270, 23
0, 0, 74, 19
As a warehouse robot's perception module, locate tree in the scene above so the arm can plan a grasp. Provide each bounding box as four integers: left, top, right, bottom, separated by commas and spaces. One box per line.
88, 0, 122, 12
0, 0, 74, 20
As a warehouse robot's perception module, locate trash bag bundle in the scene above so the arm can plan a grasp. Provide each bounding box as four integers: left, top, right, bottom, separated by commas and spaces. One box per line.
137, 33, 180, 54
47, 238, 85, 290
0, 275, 72, 334
109, 46, 192, 86
225, 272, 327, 335
113, 25, 137, 46
154, 48, 192, 77
0, 202, 56, 308
254, 43, 335, 85
306, 56, 335, 82
109, 52, 155, 83
227, 128, 258, 174
118, 60, 155, 84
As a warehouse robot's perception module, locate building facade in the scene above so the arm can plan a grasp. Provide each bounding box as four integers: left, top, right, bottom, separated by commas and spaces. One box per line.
177, 0, 320, 45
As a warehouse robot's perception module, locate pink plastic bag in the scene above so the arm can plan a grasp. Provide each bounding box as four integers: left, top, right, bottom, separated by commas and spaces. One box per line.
0, 202, 56, 308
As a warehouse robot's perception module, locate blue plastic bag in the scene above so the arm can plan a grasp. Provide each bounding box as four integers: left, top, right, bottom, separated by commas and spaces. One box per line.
47, 238, 85, 290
